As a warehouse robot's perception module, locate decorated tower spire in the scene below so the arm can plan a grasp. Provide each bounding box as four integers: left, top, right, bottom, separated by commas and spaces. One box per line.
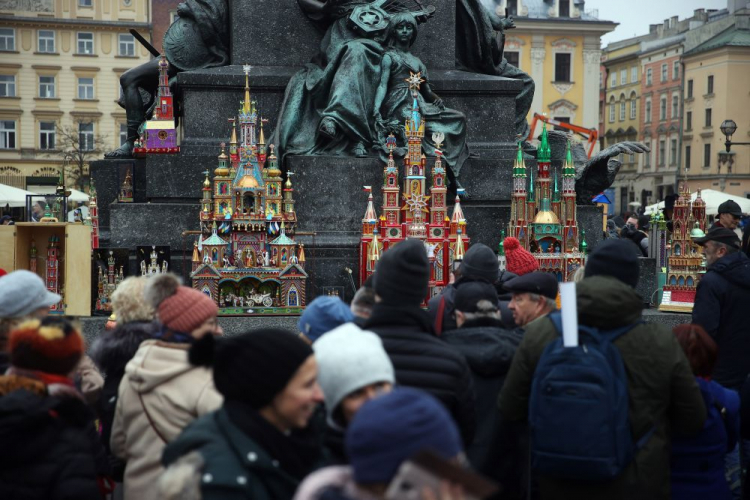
510, 141, 529, 247
449, 189, 466, 237
238, 64, 257, 153
538, 121, 551, 163
561, 140, 578, 252
154, 56, 173, 120
453, 222, 466, 261
89, 180, 99, 249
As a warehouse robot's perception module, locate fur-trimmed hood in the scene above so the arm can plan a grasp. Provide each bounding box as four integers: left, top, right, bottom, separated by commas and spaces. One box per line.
90, 321, 157, 379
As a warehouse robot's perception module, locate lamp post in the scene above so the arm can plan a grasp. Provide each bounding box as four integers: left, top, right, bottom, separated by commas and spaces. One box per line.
720, 119, 750, 152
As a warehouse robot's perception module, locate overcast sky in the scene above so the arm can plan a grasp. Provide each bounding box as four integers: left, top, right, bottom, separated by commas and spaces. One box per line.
585, 0, 730, 47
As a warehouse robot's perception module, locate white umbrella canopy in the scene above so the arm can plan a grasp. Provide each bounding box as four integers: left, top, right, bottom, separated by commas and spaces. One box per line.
0, 183, 38, 208
645, 189, 750, 216
66, 188, 90, 203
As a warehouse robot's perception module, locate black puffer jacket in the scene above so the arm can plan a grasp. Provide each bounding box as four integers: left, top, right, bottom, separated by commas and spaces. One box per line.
364, 303, 476, 446
0, 389, 102, 500
443, 318, 525, 498
693, 252, 750, 391
89, 320, 156, 479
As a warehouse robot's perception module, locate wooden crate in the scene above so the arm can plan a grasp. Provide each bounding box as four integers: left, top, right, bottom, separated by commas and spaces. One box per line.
0, 223, 92, 317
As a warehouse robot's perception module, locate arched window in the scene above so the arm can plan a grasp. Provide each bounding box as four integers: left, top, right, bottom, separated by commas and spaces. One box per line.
630, 92, 637, 119
609, 96, 616, 123
686, 277, 694, 287
678, 276, 685, 286
619, 94, 626, 121
674, 243, 681, 256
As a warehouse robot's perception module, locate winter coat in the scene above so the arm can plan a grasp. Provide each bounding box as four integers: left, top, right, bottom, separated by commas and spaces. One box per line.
427, 272, 518, 334
692, 252, 750, 390
0, 376, 103, 500
671, 377, 739, 500
499, 276, 707, 500
442, 318, 525, 498
90, 320, 156, 476
364, 303, 476, 446
111, 339, 223, 500
294, 466, 379, 500
160, 408, 301, 500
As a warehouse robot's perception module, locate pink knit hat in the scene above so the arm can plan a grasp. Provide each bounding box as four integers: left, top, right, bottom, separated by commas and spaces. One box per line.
145, 274, 218, 334
503, 237, 539, 276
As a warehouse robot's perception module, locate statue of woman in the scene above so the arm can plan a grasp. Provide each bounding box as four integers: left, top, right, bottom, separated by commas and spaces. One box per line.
373, 12, 469, 179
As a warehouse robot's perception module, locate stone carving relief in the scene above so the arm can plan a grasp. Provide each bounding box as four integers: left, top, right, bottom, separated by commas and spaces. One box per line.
0, 0, 52, 12
530, 47, 546, 64
583, 50, 602, 65
551, 38, 577, 50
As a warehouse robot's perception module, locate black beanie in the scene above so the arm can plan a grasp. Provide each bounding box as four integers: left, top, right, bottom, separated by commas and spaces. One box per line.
189, 329, 313, 408
584, 239, 640, 288
459, 243, 499, 282
374, 239, 429, 306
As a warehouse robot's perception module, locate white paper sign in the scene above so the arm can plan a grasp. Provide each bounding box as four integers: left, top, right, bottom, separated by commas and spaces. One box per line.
559, 282, 578, 347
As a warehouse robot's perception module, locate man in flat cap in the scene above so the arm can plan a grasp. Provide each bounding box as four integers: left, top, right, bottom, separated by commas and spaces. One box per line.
693, 226, 750, 391
715, 200, 743, 232
442, 281, 525, 497
503, 272, 559, 328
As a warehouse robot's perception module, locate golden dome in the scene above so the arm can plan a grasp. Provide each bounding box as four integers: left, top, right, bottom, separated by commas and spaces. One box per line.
285, 177, 292, 189
214, 166, 230, 177
237, 175, 259, 188
534, 209, 560, 225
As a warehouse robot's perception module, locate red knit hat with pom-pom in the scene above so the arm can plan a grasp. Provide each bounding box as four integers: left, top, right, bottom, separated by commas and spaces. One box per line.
503, 237, 539, 276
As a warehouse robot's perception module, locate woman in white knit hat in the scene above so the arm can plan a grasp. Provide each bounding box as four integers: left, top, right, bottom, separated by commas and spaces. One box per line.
313, 323, 396, 464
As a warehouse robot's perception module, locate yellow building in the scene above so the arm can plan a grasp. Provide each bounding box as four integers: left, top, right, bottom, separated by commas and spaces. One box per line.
494, 0, 616, 137
0, 0, 152, 194
682, 23, 750, 199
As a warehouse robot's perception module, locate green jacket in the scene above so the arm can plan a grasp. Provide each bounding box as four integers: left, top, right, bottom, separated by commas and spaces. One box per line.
161, 408, 300, 500
498, 276, 706, 500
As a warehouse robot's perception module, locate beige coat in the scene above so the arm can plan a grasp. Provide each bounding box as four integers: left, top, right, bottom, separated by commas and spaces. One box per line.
111, 340, 222, 500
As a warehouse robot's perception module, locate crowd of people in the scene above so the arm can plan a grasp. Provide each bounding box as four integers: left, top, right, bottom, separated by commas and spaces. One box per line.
0, 199, 749, 499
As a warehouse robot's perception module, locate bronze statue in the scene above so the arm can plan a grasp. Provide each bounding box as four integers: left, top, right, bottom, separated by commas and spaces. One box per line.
104, 0, 229, 159
277, 0, 534, 164
373, 12, 468, 177
275, 1, 433, 160
455, 0, 534, 139
545, 130, 651, 205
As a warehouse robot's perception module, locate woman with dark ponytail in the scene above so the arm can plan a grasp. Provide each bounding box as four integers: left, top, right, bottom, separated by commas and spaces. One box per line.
111, 273, 223, 500
159, 329, 326, 500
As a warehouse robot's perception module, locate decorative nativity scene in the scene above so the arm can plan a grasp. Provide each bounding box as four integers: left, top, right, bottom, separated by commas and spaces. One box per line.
12, 0, 704, 318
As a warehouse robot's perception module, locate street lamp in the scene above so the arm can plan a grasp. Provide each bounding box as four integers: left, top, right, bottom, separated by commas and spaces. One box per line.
720, 119, 750, 152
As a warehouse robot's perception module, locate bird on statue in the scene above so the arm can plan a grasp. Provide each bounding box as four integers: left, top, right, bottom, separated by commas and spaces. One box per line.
542, 130, 650, 206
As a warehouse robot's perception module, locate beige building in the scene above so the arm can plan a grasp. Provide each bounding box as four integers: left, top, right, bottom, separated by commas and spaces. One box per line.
682, 16, 750, 199
493, 0, 616, 138
0, 0, 151, 193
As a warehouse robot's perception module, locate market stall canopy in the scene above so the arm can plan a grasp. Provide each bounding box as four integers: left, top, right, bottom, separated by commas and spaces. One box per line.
66, 188, 90, 203
0, 183, 38, 208
645, 189, 750, 216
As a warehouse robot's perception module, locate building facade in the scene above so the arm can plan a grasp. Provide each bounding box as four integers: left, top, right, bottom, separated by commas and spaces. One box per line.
602, 38, 646, 214
638, 35, 684, 205
0, 0, 152, 193
682, 16, 750, 199
493, 0, 616, 138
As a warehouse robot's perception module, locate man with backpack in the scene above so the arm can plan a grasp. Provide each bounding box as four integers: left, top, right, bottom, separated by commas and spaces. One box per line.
499, 239, 706, 499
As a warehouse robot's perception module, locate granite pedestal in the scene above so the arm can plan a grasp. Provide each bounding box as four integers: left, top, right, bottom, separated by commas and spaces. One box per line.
79, 308, 692, 347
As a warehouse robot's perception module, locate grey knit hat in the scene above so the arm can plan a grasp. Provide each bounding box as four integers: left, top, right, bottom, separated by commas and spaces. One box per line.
313, 323, 395, 428
0, 270, 62, 318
